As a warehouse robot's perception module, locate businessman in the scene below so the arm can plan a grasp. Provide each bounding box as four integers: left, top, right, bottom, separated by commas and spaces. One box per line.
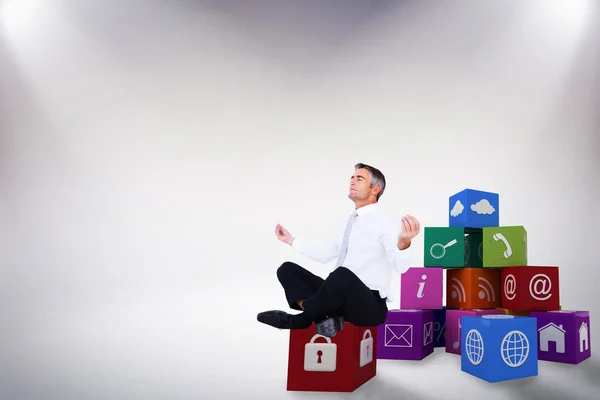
257, 163, 421, 337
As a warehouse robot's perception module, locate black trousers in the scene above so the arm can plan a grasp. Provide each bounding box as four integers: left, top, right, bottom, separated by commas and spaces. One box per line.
276, 261, 388, 327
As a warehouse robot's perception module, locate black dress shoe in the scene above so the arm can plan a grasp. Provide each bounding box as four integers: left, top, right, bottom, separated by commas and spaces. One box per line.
315, 316, 345, 338
257, 310, 293, 329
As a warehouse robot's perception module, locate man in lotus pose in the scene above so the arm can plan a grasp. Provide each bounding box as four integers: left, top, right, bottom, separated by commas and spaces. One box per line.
257, 163, 421, 337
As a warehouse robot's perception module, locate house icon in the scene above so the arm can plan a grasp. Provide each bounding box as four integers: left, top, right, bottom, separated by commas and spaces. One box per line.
538, 322, 566, 353
579, 322, 589, 352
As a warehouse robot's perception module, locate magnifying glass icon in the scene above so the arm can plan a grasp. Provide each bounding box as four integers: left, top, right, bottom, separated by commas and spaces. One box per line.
430, 239, 457, 259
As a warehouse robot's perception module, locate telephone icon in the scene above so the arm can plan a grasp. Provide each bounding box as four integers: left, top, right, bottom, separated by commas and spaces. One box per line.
493, 233, 512, 258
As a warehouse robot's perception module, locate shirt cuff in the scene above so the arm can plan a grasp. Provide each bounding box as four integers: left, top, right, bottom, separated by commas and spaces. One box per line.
291, 237, 302, 251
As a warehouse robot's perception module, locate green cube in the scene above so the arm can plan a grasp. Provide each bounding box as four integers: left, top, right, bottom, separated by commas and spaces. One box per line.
464, 230, 483, 268
423, 227, 483, 268
482, 226, 527, 267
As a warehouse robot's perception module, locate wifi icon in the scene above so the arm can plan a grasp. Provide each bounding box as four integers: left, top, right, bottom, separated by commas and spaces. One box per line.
450, 277, 466, 303
478, 277, 496, 302
446, 269, 501, 309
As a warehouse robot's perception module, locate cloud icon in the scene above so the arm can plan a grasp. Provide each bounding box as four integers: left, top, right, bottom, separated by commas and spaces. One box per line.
471, 199, 496, 215
450, 200, 464, 217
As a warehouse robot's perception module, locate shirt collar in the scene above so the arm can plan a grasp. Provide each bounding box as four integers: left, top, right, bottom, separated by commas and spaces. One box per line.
355, 202, 379, 218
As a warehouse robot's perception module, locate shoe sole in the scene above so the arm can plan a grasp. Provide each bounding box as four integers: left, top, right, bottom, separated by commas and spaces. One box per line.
315, 316, 345, 338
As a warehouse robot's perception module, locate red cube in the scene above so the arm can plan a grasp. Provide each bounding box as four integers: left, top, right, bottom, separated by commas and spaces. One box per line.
501, 266, 560, 311
286, 323, 377, 392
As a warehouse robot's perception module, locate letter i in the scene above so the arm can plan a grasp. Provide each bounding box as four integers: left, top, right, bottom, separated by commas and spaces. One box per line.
417, 274, 427, 298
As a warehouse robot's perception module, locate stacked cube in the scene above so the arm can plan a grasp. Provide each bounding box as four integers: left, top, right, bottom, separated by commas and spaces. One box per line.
420, 188, 592, 382
375, 267, 443, 362
285, 188, 592, 391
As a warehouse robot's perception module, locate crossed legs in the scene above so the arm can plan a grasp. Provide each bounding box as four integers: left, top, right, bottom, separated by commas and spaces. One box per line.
257, 261, 388, 336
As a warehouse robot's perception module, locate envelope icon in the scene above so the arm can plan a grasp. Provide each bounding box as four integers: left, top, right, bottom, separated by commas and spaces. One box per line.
385, 324, 413, 347
423, 321, 433, 345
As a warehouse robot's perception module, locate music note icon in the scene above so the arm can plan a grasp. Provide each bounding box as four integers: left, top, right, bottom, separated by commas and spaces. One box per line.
452, 319, 461, 349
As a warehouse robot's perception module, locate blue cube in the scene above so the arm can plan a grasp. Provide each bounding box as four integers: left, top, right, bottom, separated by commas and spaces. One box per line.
433, 307, 447, 348
461, 314, 538, 383
449, 189, 499, 228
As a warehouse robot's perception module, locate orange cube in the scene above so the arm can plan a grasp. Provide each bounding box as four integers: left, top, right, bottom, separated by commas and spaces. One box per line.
446, 268, 501, 309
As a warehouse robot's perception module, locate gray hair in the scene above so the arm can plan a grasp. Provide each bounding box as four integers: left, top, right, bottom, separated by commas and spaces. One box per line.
354, 163, 386, 201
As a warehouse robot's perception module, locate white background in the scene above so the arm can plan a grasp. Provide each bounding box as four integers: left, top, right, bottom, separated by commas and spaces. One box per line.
1, 0, 599, 399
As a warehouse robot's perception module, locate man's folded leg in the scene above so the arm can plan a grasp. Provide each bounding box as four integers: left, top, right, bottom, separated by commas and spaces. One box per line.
256, 261, 327, 330
276, 261, 324, 311
300, 267, 353, 314
297, 266, 364, 337
257, 266, 364, 337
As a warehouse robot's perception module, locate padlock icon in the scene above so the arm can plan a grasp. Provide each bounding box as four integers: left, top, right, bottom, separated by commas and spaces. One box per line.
359, 329, 373, 367
304, 334, 337, 372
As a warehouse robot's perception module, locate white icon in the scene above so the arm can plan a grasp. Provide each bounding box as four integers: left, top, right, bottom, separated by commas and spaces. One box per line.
434, 321, 446, 343
450, 200, 464, 217
424, 322, 433, 345
417, 274, 427, 299
304, 334, 337, 372
359, 329, 373, 367
471, 199, 496, 215
482, 314, 514, 319
478, 242, 483, 261
385, 324, 413, 347
529, 274, 552, 301
452, 318, 462, 350
430, 239, 457, 259
450, 277, 466, 303
504, 274, 517, 300
501, 330, 529, 368
478, 277, 496, 302
493, 232, 512, 258
579, 322, 589, 352
465, 329, 484, 365
538, 323, 565, 353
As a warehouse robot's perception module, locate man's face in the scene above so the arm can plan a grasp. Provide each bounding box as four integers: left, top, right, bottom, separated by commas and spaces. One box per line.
349, 168, 377, 200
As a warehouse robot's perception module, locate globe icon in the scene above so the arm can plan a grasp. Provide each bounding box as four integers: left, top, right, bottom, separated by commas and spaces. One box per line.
465, 329, 484, 365
501, 330, 529, 367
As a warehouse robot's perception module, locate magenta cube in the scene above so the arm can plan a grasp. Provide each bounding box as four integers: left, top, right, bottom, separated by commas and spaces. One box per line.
376, 309, 434, 360
530, 310, 591, 364
400, 267, 443, 310
445, 308, 504, 355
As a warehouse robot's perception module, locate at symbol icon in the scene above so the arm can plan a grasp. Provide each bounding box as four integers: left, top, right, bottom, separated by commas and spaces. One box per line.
529, 274, 552, 301
504, 274, 517, 300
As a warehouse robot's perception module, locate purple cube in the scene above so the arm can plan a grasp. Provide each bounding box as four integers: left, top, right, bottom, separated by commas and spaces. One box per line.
445, 308, 505, 355
376, 309, 434, 360
400, 267, 444, 310
530, 310, 591, 364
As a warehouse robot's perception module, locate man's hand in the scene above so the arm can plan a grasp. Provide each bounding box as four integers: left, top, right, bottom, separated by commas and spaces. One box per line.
275, 224, 295, 246
398, 215, 420, 250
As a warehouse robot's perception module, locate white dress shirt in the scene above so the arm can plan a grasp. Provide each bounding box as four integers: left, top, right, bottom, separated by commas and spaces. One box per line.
291, 203, 412, 302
